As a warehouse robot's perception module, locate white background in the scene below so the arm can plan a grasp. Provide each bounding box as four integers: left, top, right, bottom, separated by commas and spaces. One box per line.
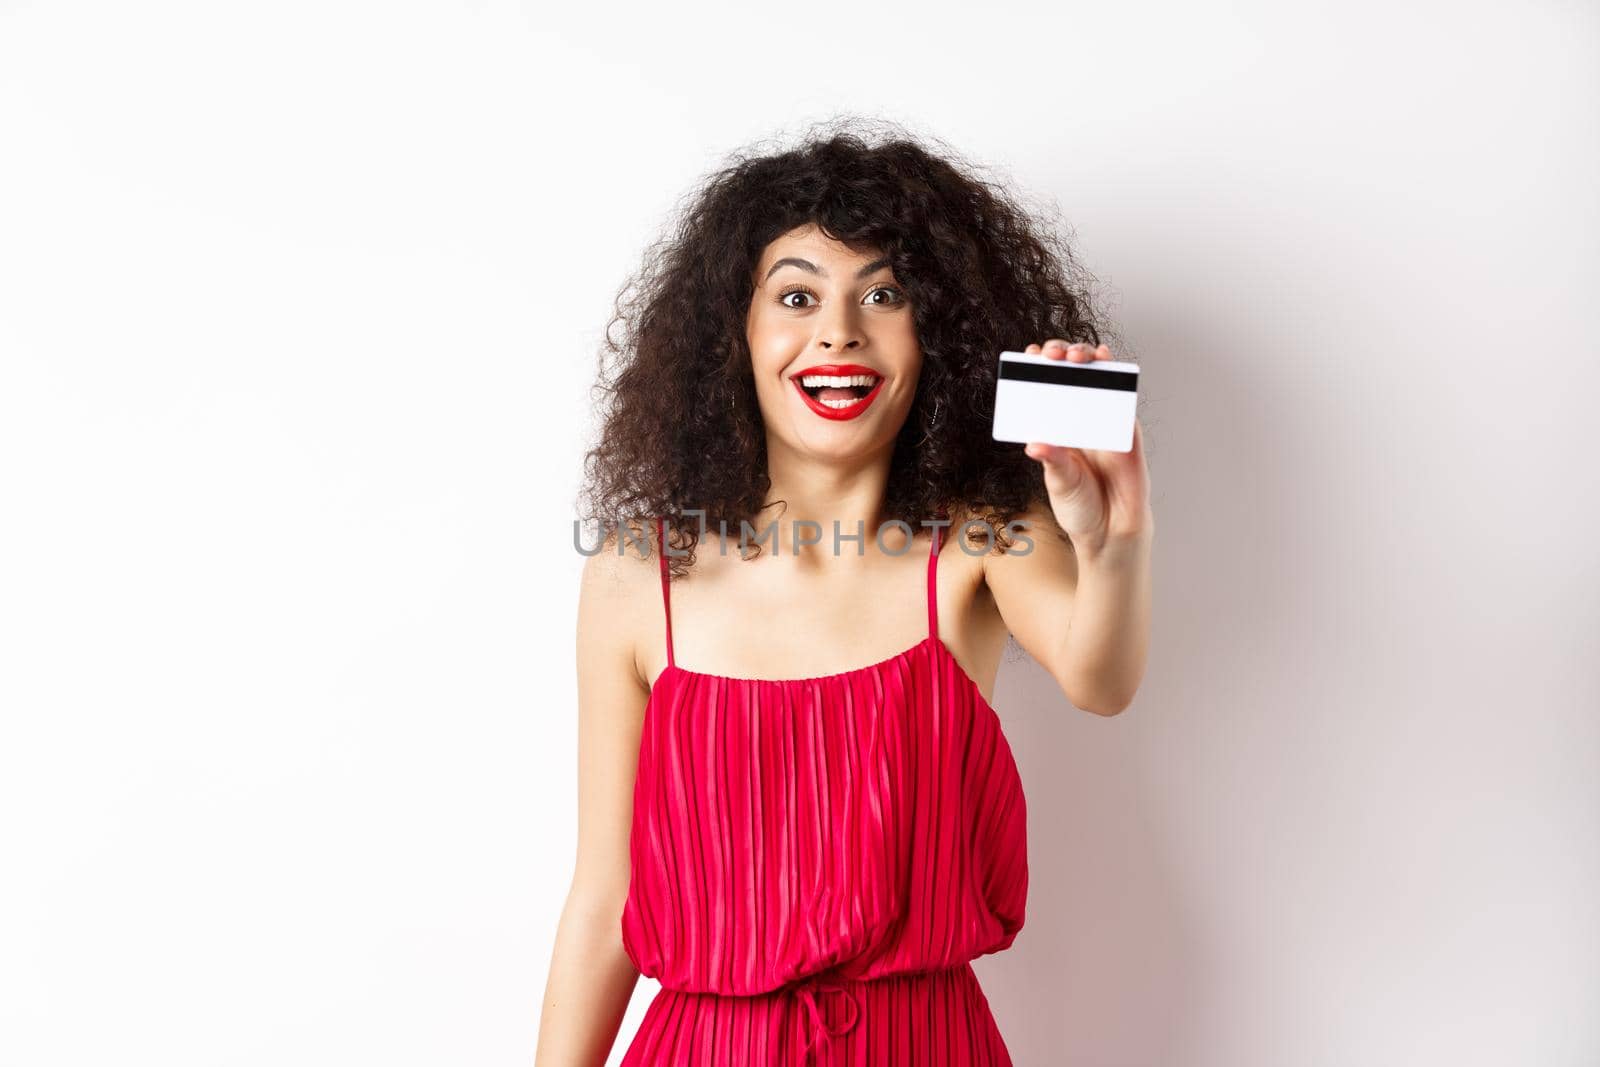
2, 2, 1595, 1065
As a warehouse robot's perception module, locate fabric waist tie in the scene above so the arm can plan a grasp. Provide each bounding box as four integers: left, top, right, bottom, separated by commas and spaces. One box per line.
787, 964, 973, 1064
644, 965, 980, 1064
627, 964, 1001, 1066
792, 972, 861, 1064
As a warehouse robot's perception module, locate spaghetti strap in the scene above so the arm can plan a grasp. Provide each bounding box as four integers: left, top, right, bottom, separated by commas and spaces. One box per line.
656, 516, 674, 668
926, 508, 949, 643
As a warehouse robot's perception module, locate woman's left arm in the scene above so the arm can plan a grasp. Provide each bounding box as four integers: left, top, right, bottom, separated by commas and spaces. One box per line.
983, 339, 1155, 717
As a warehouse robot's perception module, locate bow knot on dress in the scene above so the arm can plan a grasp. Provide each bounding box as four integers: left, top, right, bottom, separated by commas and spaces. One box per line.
793, 973, 861, 1062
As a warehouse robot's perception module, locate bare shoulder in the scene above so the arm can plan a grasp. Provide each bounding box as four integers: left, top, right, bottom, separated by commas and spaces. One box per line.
577, 520, 659, 695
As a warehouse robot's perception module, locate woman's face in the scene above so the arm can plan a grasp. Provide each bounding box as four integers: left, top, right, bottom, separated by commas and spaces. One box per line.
746, 222, 922, 461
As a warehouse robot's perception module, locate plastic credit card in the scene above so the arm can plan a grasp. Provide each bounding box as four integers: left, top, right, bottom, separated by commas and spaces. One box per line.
990, 350, 1140, 452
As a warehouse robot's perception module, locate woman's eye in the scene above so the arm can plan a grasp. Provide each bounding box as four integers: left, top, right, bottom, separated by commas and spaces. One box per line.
779, 288, 815, 309
866, 286, 905, 306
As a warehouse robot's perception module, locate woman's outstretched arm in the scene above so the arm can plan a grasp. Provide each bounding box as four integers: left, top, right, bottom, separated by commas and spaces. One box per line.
534, 538, 649, 1065
985, 497, 1154, 718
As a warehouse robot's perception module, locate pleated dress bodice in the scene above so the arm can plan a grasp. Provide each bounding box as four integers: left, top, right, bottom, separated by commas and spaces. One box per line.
618, 515, 1029, 1064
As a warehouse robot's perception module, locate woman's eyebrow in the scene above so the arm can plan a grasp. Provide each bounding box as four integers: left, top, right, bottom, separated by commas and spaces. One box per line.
763, 255, 892, 283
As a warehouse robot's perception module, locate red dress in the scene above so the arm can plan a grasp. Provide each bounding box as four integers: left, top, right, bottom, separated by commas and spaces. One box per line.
619, 515, 1029, 1064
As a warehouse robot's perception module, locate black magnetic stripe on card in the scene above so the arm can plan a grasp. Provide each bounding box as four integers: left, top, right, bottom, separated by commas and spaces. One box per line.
998, 360, 1138, 391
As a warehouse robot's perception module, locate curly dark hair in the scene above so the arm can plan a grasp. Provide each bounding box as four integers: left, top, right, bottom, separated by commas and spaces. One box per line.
577, 115, 1125, 578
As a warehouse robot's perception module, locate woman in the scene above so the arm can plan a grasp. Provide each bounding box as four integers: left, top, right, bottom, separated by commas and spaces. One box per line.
536, 120, 1154, 1065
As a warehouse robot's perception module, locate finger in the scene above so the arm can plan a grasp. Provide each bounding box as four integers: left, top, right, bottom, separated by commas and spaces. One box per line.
1024, 441, 1074, 466
1092, 342, 1113, 361
1041, 339, 1070, 360
1025, 442, 1090, 488
1066, 342, 1096, 362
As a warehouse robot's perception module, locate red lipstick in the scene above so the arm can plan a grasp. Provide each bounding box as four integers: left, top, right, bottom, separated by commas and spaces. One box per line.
789, 363, 885, 421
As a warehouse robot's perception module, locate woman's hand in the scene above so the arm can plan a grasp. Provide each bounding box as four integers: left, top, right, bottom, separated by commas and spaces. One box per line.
1020, 340, 1153, 556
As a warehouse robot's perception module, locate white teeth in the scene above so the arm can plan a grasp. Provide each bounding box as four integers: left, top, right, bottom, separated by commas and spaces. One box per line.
799, 373, 879, 388
818, 396, 862, 409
